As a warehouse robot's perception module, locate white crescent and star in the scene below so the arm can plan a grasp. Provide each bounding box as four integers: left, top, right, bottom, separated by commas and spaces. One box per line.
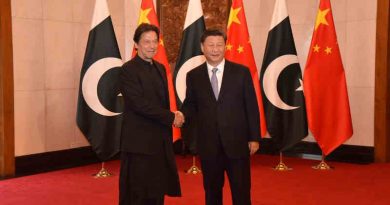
82, 57, 123, 116
263, 54, 303, 110
175, 55, 206, 102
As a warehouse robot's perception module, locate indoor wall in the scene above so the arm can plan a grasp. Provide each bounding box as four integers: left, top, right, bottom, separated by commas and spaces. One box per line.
11, 0, 377, 156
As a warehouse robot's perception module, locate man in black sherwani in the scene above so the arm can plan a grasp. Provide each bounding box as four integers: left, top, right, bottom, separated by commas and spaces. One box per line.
119, 23, 183, 205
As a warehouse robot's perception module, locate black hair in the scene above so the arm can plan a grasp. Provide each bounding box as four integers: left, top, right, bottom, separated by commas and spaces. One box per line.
200, 29, 227, 43
133, 23, 160, 43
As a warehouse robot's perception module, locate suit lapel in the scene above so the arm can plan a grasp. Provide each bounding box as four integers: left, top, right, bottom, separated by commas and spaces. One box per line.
218, 61, 231, 102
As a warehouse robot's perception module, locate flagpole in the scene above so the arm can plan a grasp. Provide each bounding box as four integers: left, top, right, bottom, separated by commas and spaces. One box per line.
273, 152, 291, 171
174, 0, 205, 175
186, 156, 201, 174
93, 162, 112, 178
312, 152, 332, 170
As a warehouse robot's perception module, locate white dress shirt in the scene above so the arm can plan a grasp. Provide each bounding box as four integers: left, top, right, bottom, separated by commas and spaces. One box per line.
207, 59, 225, 92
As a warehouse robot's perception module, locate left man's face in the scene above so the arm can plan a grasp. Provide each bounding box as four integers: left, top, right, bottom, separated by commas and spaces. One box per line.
135, 31, 158, 62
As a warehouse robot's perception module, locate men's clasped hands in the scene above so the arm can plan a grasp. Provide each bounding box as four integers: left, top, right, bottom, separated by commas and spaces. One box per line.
173, 111, 185, 128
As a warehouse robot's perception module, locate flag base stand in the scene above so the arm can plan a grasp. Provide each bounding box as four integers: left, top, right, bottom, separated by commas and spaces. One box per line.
273, 153, 292, 171
186, 156, 201, 174
273, 162, 292, 171
312, 154, 333, 170
93, 162, 112, 178
312, 160, 333, 170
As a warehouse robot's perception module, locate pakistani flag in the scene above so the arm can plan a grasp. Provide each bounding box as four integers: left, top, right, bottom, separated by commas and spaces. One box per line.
174, 0, 205, 154
174, 0, 206, 106
260, 0, 308, 152
76, 0, 123, 161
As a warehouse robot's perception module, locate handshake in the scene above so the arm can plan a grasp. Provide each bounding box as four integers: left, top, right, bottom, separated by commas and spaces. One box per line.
173, 111, 185, 128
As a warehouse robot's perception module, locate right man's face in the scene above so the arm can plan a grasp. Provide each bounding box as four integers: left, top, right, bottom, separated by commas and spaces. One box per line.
135, 31, 158, 62
201, 36, 226, 67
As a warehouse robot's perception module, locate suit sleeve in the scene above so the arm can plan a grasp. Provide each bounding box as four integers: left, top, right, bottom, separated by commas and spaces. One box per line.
120, 65, 174, 126
243, 68, 261, 142
181, 72, 197, 122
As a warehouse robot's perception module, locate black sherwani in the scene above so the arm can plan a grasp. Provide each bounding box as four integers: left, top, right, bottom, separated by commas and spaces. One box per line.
182, 60, 260, 205
119, 55, 181, 205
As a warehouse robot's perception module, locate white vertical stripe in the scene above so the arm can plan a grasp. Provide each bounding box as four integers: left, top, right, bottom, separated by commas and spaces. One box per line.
183, 0, 204, 29
90, 0, 110, 29
269, 0, 288, 31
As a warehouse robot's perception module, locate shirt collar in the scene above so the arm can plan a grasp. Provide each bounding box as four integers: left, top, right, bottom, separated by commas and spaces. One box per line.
135, 54, 154, 66
207, 59, 225, 73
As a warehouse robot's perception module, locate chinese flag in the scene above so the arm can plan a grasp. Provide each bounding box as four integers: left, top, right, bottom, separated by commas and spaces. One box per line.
303, 0, 353, 155
225, 0, 267, 137
134, 0, 181, 141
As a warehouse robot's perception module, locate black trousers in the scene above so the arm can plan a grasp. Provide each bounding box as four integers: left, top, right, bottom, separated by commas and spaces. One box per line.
200, 151, 251, 205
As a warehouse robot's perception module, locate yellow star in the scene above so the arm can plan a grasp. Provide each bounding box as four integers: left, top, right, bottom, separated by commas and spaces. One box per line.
226, 43, 233, 51
324, 46, 332, 54
138, 8, 152, 25
237, 45, 244, 53
315, 8, 330, 30
313, 44, 320, 52
159, 39, 164, 46
227, 7, 241, 28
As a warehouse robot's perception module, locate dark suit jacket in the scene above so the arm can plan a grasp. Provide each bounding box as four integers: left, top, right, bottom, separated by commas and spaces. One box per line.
120, 55, 174, 154
182, 60, 261, 159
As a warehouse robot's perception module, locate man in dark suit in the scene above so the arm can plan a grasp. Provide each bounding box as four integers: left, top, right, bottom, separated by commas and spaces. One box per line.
119, 23, 183, 205
181, 29, 260, 205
